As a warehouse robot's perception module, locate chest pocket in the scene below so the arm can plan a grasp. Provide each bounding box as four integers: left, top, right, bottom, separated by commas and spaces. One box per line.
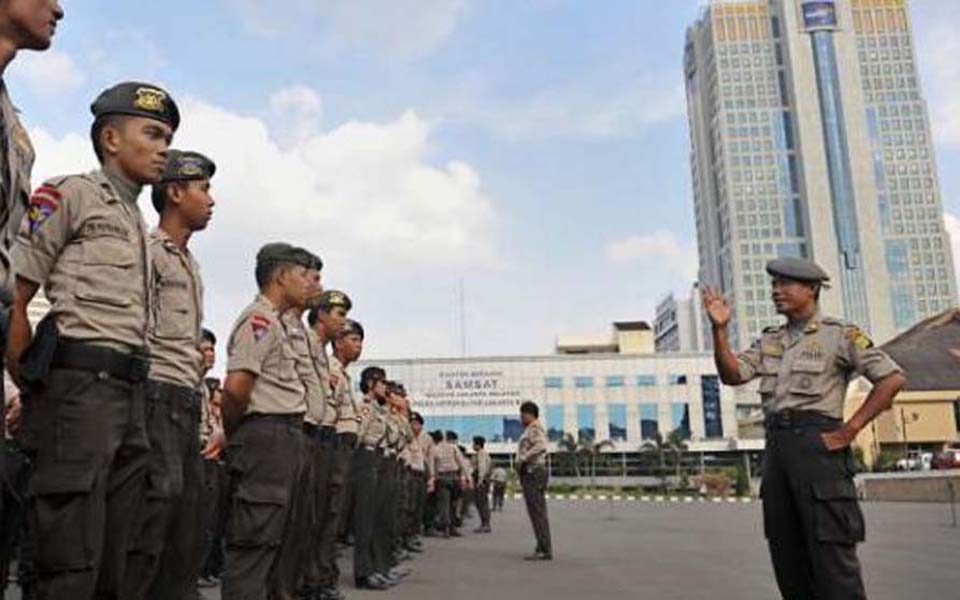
276, 342, 300, 383
759, 354, 782, 394
787, 360, 827, 396
154, 273, 194, 339
75, 235, 137, 307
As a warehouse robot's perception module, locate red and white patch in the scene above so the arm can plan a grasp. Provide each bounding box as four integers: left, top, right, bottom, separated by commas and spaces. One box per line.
27, 185, 62, 234
249, 315, 271, 342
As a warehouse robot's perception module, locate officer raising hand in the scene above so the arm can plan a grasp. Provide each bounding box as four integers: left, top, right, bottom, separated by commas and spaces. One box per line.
703, 257, 906, 600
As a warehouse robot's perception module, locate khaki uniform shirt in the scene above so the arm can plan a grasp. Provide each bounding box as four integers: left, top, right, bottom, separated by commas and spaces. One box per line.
516, 420, 548, 467
199, 383, 222, 447
226, 295, 305, 415
736, 313, 902, 419
0, 82, 35, 296
474, 448, 493, 483
306, 329, 337, 427
432, 440, 463, 475
418, 431, 435, 477
491, 467, 508, 484
147, 228, 203, 387
13, 169, 150, 351
380, 407, 400, 456
404, 430, 426, 472
330, 355, 360, 434
357, 396, 387, 449
283, 312, 327, 425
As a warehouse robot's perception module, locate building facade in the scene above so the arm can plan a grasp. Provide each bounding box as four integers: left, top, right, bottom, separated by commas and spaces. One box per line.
358, 352, 763, 457
685, 0, 956, 350
654, 285, 706, 353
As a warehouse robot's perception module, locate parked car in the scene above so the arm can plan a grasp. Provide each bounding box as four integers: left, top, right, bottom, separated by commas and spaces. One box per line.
932, 448, 960, 470
895, 451, 933, 471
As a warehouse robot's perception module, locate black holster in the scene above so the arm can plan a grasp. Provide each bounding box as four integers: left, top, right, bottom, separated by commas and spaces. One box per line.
17, 314, 59, 392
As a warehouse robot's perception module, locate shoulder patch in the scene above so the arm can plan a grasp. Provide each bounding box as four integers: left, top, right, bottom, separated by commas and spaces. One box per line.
27, 185, 62, 233
249, 314, 272, 342
844, 326, 874, 350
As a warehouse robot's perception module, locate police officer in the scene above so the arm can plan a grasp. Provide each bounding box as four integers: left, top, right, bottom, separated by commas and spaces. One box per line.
219, 243, 319, 598
405, 412, 427, 552
703, 257, 906, 600
7, 81, 178, 599
431, 430, 467, 538
0, 0, 64, 531
516, 401, 551, 560
274, 249, 323, 600
472, 436, 493, 533
302, 293, 353, 600
315, 316, 363, 599
353, 366, 390, 590
123, 149, 216, 600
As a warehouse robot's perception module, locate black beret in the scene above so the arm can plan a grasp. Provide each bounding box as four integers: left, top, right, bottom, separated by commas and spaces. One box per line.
91, 81, 180, 131
320, 290, 352, 312
766, 257, 830, 285
159, 150, 215, 183
411, 412, 424, 425
256, 243, 321, 271
339, 318, 364, 340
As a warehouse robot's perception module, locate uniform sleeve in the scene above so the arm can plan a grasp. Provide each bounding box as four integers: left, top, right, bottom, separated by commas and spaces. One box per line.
226, 313, 280, 375
11, 179, 80, 285
839, 325, 903, 383
517, 424, 548, 464
425, 439, 435, 478
736, 336, 763, 383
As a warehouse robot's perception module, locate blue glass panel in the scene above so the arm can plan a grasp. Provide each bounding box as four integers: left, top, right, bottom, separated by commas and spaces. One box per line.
636, 375, 657, 387
671, 404, 691, 439
546, 405, 565, 442
608, 404, 627, 441
701, 375, 723, 439
605, 375, 625, 388
574, 377, 594, 389
668, 374, 688, 385
640, 404, 659, 440
544, 377, 563, 389
577, 405, 595, 442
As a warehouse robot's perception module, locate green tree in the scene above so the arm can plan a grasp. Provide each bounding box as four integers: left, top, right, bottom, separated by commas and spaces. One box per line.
557, 433, 581, 481
640, 433, 670, 491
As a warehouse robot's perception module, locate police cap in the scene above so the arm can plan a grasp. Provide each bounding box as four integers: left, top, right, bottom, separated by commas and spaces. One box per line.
319, 290, 352, 312
339, 318, 365, 340
765, 257, 830, 285
159, 150, 216, 183
91, 81, 181, 131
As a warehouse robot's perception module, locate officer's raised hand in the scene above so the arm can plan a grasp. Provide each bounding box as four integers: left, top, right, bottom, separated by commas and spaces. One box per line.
701, 286, 731, 328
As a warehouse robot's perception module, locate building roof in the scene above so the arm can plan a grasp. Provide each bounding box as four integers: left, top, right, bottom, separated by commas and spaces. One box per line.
880, 308, 960, 391
612, 321, 651, 332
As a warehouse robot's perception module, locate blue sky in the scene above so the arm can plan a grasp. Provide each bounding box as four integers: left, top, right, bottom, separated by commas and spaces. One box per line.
8, 0, 960, 362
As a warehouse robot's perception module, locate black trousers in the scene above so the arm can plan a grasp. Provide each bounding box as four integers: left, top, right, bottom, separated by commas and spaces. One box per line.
273, 424, 315, 600
122, 380, 203, 600
314, 432, 355, 588
474, 481, 492, 527
25, 367, 150, 600
373, 455, 397, 572
492, 482, 506, 511
221, 415, 307, 600
351, 448, 379, 581
198, 458, 229, 579
521, 465, 552, 554
1, 442, 33, 597
299, 425, 336, 593
762, 423, 867, 600
408, 471, 427, 539
434, 472, 458, 533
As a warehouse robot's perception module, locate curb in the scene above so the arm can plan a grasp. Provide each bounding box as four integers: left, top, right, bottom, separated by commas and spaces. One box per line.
509, 493, 754, 504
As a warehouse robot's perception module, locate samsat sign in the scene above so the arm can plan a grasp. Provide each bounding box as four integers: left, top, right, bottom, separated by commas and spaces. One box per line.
415, 369, 525, 414
801, 0, 838, 30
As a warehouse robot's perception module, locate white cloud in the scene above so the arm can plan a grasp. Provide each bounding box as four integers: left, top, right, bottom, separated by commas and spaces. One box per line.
606, 230, 696, 271
8, 49, 84, 96
917, 20, 960, 146
29, 94, 501, 359
228, 0, 469, 60
943, 212, 960, 290
269, 85, 323, 147
439, 72, 684, 140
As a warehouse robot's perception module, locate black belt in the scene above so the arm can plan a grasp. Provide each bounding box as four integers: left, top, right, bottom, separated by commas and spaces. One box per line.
243, 412, 305, 428
147, 379, 202, 414
765, 409, 841, 431
337, 432, 358, 449
52, 339, 149, 383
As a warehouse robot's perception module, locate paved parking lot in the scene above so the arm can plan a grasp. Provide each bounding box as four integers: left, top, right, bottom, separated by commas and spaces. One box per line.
7, 498, 960, 599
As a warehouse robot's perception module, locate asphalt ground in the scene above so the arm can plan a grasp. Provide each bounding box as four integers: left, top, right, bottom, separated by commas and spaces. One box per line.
6, 498, 960, 599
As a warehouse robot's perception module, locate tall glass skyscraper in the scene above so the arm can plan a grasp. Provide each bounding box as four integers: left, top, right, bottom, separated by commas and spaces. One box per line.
684, 0, 956, 349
